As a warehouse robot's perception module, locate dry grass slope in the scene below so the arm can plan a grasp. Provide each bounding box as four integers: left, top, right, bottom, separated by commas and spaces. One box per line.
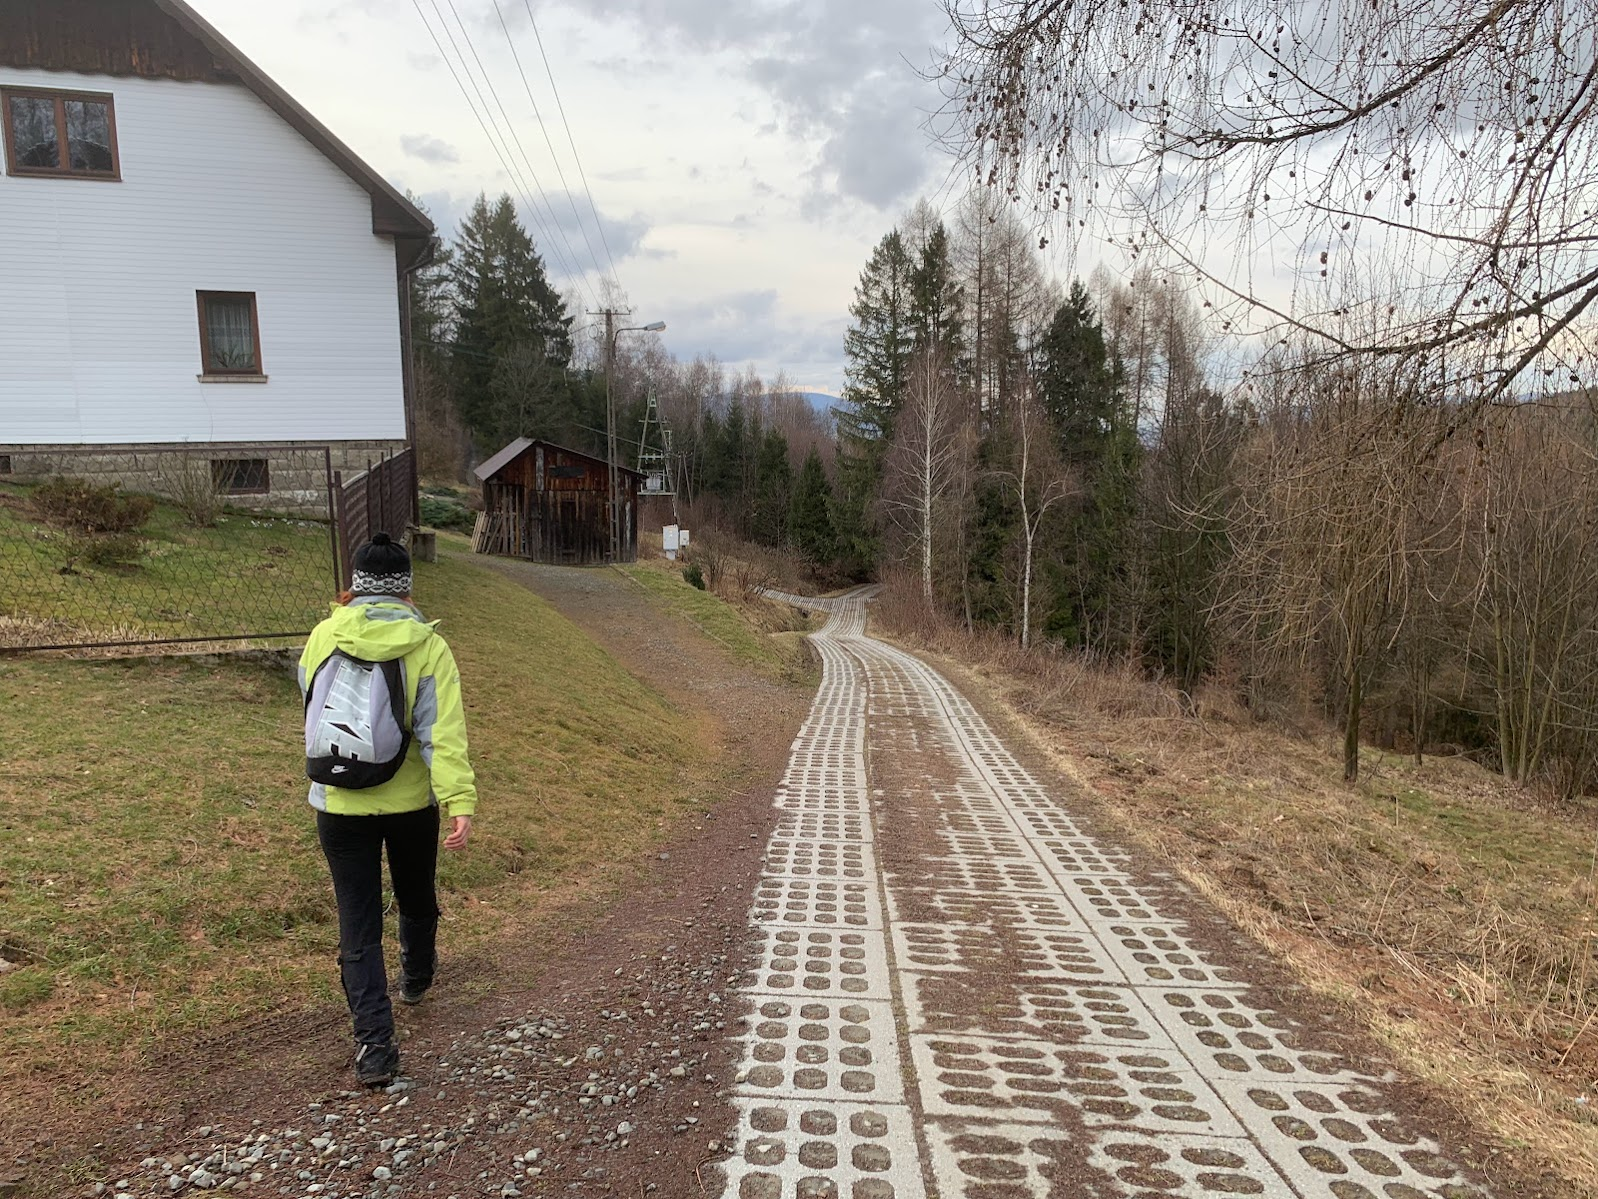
0, 551, 750, 1134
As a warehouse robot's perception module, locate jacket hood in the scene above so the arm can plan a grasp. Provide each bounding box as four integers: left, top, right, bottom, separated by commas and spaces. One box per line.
323, 600, 437, 661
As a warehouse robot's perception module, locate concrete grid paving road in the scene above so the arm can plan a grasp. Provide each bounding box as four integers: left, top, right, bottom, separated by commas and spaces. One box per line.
717, 590, 1491, 1199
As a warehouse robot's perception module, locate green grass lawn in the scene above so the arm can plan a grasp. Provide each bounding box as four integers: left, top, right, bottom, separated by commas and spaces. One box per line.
0, 482, 334, 648
621, 558, 814, 679
0, 551, 732, 1100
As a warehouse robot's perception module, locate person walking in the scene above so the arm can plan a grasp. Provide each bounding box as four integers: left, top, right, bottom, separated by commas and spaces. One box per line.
298, 533, 477, 1087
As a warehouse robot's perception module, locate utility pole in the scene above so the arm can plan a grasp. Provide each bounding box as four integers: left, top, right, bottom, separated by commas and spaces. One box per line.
590, 307, 629, 563
588, 311, 667, 564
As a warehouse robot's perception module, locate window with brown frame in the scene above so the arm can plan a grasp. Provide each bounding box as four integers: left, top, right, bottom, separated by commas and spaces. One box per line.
196, 291, 263, 376
210, 459, 270, 496
2, 87, 119, 179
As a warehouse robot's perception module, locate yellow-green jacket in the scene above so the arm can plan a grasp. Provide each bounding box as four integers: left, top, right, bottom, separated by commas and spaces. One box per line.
297, 598, 478, 819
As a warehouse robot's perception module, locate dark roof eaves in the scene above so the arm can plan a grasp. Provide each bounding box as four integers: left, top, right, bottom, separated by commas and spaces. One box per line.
475, 437, 645, 481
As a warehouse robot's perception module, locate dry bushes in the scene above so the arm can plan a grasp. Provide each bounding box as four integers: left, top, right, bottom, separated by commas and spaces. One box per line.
874, 570, 1181, 726
687, 529, 809, 603
29, 477, 154, 535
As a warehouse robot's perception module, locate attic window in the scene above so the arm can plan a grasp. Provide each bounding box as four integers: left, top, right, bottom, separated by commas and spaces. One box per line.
2, 88, 119, 179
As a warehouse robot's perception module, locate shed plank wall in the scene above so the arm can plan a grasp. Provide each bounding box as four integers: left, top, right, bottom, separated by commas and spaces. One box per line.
480, 444, 638, 565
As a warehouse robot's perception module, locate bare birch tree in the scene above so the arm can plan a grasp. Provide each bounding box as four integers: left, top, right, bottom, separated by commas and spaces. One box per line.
992, 379, 1076, 648
882, 347, 975, 604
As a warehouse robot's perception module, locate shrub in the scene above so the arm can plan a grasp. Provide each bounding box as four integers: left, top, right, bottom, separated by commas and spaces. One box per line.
74, 532, 147, 568
162, 457, 223, 528
683, 563, 707, 590
30, 477, 155, 534
420, 493, 474, 533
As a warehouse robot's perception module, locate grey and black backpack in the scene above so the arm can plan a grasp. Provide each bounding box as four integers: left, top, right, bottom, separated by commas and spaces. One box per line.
304, 650, 412, 789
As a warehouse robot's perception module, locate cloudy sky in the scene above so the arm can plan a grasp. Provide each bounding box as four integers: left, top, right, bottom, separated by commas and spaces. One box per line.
203, 0, 965, 394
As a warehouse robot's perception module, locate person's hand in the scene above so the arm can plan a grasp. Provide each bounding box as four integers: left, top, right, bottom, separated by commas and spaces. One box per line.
444, 815, 472, 850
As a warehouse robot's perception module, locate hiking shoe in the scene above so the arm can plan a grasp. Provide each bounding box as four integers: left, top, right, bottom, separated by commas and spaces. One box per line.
354, 1040, 400, 1088
399, 976, 432, 1006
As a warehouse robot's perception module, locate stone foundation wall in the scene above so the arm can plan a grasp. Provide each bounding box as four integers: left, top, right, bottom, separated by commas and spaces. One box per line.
0, 440, 407, 518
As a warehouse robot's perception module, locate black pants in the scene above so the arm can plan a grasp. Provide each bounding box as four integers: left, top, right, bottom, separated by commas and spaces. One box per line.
316, 805, 441, 1045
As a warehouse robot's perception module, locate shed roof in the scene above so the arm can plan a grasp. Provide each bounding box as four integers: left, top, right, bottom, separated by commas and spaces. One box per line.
474, 438, 644, 483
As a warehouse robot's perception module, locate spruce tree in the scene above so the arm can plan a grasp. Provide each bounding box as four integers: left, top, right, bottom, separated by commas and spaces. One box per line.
789, 449, 836, 565
751, 430, 794, 547
910, 222, 965, 362
835, 230, 916, 576
839, 230, 916, 446
1035, 281, 1140, 647
449, 194, 573, 445
1038, 282, 1123, 466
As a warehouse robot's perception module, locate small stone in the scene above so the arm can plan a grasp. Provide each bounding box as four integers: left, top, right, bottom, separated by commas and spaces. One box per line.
372, 1166, 392, 1182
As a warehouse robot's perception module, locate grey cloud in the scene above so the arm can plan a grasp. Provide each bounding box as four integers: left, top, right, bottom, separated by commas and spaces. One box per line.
532, 189, 655, 271
409, 190, 472, 242
545, 0, 944, 212
402, 133, 462, 164
659, 291, 846, 386
594, 165, 650, 184
587, 55, 672, 77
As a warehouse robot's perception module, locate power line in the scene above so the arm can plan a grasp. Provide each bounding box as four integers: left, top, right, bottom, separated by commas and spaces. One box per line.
412, 0, 596, 307
431, 0, 594, 302
440, 0, 599, 292
522, 0, 623, 289
489, 0, 617, 295
410, 0, 588, 300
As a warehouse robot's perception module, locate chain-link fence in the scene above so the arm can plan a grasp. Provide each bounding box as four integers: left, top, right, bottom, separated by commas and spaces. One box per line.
0, 446, 341, 652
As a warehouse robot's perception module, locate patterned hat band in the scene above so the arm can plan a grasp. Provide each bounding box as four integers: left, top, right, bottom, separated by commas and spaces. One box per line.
350, 569, 413, 596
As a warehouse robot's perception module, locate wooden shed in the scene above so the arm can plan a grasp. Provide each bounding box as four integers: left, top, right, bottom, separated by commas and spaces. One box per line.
471, 438, 642, 565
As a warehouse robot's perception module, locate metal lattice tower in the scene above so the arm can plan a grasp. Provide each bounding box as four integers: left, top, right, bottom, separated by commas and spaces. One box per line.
636, 392, 674, 497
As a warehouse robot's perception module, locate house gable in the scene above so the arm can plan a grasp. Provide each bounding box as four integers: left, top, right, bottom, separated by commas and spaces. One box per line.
0, 0, 233, 82
0, 0, 431, 248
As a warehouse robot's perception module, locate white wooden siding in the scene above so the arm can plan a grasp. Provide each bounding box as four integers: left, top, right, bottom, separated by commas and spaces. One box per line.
0, 68, 406, 445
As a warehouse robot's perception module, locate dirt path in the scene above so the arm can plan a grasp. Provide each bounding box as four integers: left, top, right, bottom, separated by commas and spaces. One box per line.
29, 563, 813, 1199
715, 591, 1537, 1198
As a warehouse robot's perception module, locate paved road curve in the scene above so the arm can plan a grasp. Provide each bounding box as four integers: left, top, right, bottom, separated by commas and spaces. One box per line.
719, 592, 1490, 1199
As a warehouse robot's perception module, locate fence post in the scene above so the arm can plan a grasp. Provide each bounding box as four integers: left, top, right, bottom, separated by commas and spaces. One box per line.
332, 469, 347, 591
324, 449, 342, 593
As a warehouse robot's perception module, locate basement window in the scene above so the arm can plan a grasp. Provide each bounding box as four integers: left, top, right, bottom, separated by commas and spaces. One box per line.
210, 458, 270, 496
2, 88, 119, 179
0, 454, 11, 475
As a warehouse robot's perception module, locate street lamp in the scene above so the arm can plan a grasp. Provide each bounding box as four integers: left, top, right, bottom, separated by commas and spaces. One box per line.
606, 318, 667, 563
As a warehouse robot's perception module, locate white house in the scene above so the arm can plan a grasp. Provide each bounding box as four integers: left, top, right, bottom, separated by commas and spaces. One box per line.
0, 0, 433, 507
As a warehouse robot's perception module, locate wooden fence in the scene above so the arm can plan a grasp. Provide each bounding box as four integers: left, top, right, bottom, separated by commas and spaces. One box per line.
334, 448, 417, 589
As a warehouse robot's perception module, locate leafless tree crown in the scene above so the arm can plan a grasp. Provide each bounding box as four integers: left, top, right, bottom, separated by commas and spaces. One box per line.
939, 0, 1598, 399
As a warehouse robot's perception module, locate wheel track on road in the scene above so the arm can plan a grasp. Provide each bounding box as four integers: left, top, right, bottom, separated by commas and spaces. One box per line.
722, 593, 1492, 1199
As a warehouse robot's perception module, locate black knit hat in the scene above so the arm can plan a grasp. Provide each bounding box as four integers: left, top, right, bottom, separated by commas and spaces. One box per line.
351, 533, 413, 597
